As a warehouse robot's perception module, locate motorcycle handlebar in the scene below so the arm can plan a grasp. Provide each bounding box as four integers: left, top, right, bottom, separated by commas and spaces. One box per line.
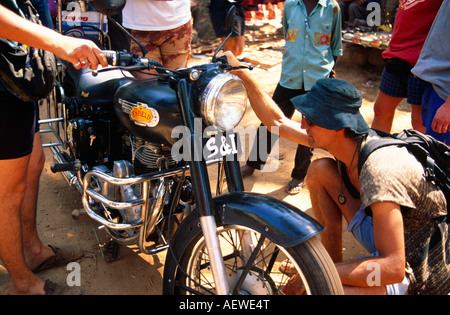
91, 50, 165, 76
102, 50, 164, 68
102, 50, 135, 67
98, 50, 250, 76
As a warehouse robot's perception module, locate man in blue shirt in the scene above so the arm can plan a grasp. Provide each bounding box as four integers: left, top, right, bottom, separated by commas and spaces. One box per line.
242, 0, 342, 195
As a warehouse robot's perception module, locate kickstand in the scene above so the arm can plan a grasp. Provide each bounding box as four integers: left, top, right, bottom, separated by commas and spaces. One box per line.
92, 227, 121, 263
111, 241, 119, 259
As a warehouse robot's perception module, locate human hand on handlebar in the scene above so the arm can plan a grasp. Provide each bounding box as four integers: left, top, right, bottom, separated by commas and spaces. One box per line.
0, 4, 108, 71
216, 51, 253, 71
216, 51, 242, 68
56, 36, 108, 70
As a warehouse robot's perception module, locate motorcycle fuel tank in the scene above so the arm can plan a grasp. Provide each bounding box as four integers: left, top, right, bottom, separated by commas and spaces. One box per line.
113, 78, 182, 146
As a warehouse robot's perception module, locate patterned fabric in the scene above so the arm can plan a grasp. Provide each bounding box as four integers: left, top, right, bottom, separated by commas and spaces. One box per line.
359, 131, 449, 294
130, 21, 192, 71
378, 67, 427, 106
279, 0, 342, 91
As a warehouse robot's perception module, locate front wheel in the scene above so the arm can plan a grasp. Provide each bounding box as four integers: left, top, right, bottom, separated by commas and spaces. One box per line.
163, 218, 343, 295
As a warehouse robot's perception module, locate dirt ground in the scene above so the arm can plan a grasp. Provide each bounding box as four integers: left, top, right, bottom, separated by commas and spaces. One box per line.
0, 38, 413, 295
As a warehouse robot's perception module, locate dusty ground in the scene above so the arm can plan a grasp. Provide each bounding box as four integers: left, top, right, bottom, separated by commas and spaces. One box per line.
0, 37, 413, 295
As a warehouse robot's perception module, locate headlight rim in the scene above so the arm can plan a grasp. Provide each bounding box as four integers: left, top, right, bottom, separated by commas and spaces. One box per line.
201, 72, 247, 131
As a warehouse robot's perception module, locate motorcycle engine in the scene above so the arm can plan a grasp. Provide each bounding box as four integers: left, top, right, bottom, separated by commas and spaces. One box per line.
66, 108, 129, 166
131, 137, 177, 174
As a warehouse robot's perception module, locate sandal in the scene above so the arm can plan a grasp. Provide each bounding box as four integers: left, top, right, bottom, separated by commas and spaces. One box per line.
278, 259, 298, 277
43, 280, 67, 295
285, 179, 305, 195
31, 245, 84, 273
43, 280, 81, 295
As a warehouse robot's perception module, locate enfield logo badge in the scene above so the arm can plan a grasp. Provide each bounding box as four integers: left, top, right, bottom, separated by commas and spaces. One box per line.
129, 103, 160, 127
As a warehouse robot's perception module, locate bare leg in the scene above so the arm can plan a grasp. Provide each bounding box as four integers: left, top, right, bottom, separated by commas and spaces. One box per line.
371, 90, 403, 132
21, 133, 55, 271
0, 153, 45, 294
305, 158, 361, 263
410, 104, 426, 132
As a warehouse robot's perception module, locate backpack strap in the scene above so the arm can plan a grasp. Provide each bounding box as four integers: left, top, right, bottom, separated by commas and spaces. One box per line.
357, 138, 406, 175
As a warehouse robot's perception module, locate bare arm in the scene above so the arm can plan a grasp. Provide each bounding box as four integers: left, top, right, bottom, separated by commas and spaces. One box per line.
218, 51, 311, 147
336, 202, 406, 290
0, 4, 107, 69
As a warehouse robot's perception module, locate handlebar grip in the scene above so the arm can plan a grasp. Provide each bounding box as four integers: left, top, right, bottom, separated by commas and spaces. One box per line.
102, 50, 135, 66
103, 50, 119, 66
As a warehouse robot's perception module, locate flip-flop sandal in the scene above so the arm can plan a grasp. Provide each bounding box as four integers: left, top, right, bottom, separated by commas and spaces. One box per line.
43, 280, 67, 295
32, 245, 84, 273
278, 259, 298, 277
43, 280, 82, 295
285, 179, 305, 195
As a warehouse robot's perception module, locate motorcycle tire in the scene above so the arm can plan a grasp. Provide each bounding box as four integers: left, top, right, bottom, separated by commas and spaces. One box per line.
163, 213, 343, 295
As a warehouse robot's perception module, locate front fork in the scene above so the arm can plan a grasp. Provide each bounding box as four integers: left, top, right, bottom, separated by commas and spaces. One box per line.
177, 78, 249, 295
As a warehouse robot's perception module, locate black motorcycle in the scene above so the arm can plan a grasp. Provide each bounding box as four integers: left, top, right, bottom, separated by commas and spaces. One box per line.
40, 3, 343, 295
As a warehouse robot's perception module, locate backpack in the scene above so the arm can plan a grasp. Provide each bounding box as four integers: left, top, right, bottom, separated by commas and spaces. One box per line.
0, 0, 57, 102
358, 129, 450, 211
358, 129, 450, 294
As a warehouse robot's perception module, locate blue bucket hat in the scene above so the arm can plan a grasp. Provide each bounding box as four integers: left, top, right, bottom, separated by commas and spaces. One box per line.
291, 78, 370, 135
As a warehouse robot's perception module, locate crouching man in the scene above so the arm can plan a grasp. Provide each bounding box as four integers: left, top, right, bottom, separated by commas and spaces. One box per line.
219, 51, 450, 294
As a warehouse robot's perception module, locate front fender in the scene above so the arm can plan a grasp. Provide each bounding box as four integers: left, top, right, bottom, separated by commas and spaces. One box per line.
162, 191, 325, 294
214, 192, 324, 247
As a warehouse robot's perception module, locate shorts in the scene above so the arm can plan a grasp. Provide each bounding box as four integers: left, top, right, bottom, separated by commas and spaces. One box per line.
209, 0, 245, 38
379, 58, 426, 106
130, 21, 192, 70
0, 91, 39, 160
347, 205, 377, 255
348, 205, 410, 295
421, 84, 450, 144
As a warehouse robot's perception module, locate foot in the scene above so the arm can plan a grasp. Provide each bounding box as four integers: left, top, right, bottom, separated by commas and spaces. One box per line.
31, 245, 84, 273
8, 276, 46, 295
25, 244, 55, 272
42, 280, 82, 295
240, 164, 255, 178
285, 179, 305, 195
279, 259, 298, 276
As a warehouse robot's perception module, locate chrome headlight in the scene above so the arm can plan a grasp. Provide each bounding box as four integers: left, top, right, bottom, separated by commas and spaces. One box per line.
201, 73, 247, 130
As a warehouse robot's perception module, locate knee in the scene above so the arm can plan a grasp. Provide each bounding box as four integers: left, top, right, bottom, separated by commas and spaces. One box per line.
305, 158, 337, 189
29, 150, 45, 179
373, 91, 400, 117
373, 99, 389, 117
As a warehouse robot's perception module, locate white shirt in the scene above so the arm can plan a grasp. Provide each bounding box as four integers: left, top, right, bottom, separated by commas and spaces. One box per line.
122, 0, 192, 31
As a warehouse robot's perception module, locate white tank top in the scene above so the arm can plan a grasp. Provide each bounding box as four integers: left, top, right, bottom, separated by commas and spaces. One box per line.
122, 0, 192, 31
